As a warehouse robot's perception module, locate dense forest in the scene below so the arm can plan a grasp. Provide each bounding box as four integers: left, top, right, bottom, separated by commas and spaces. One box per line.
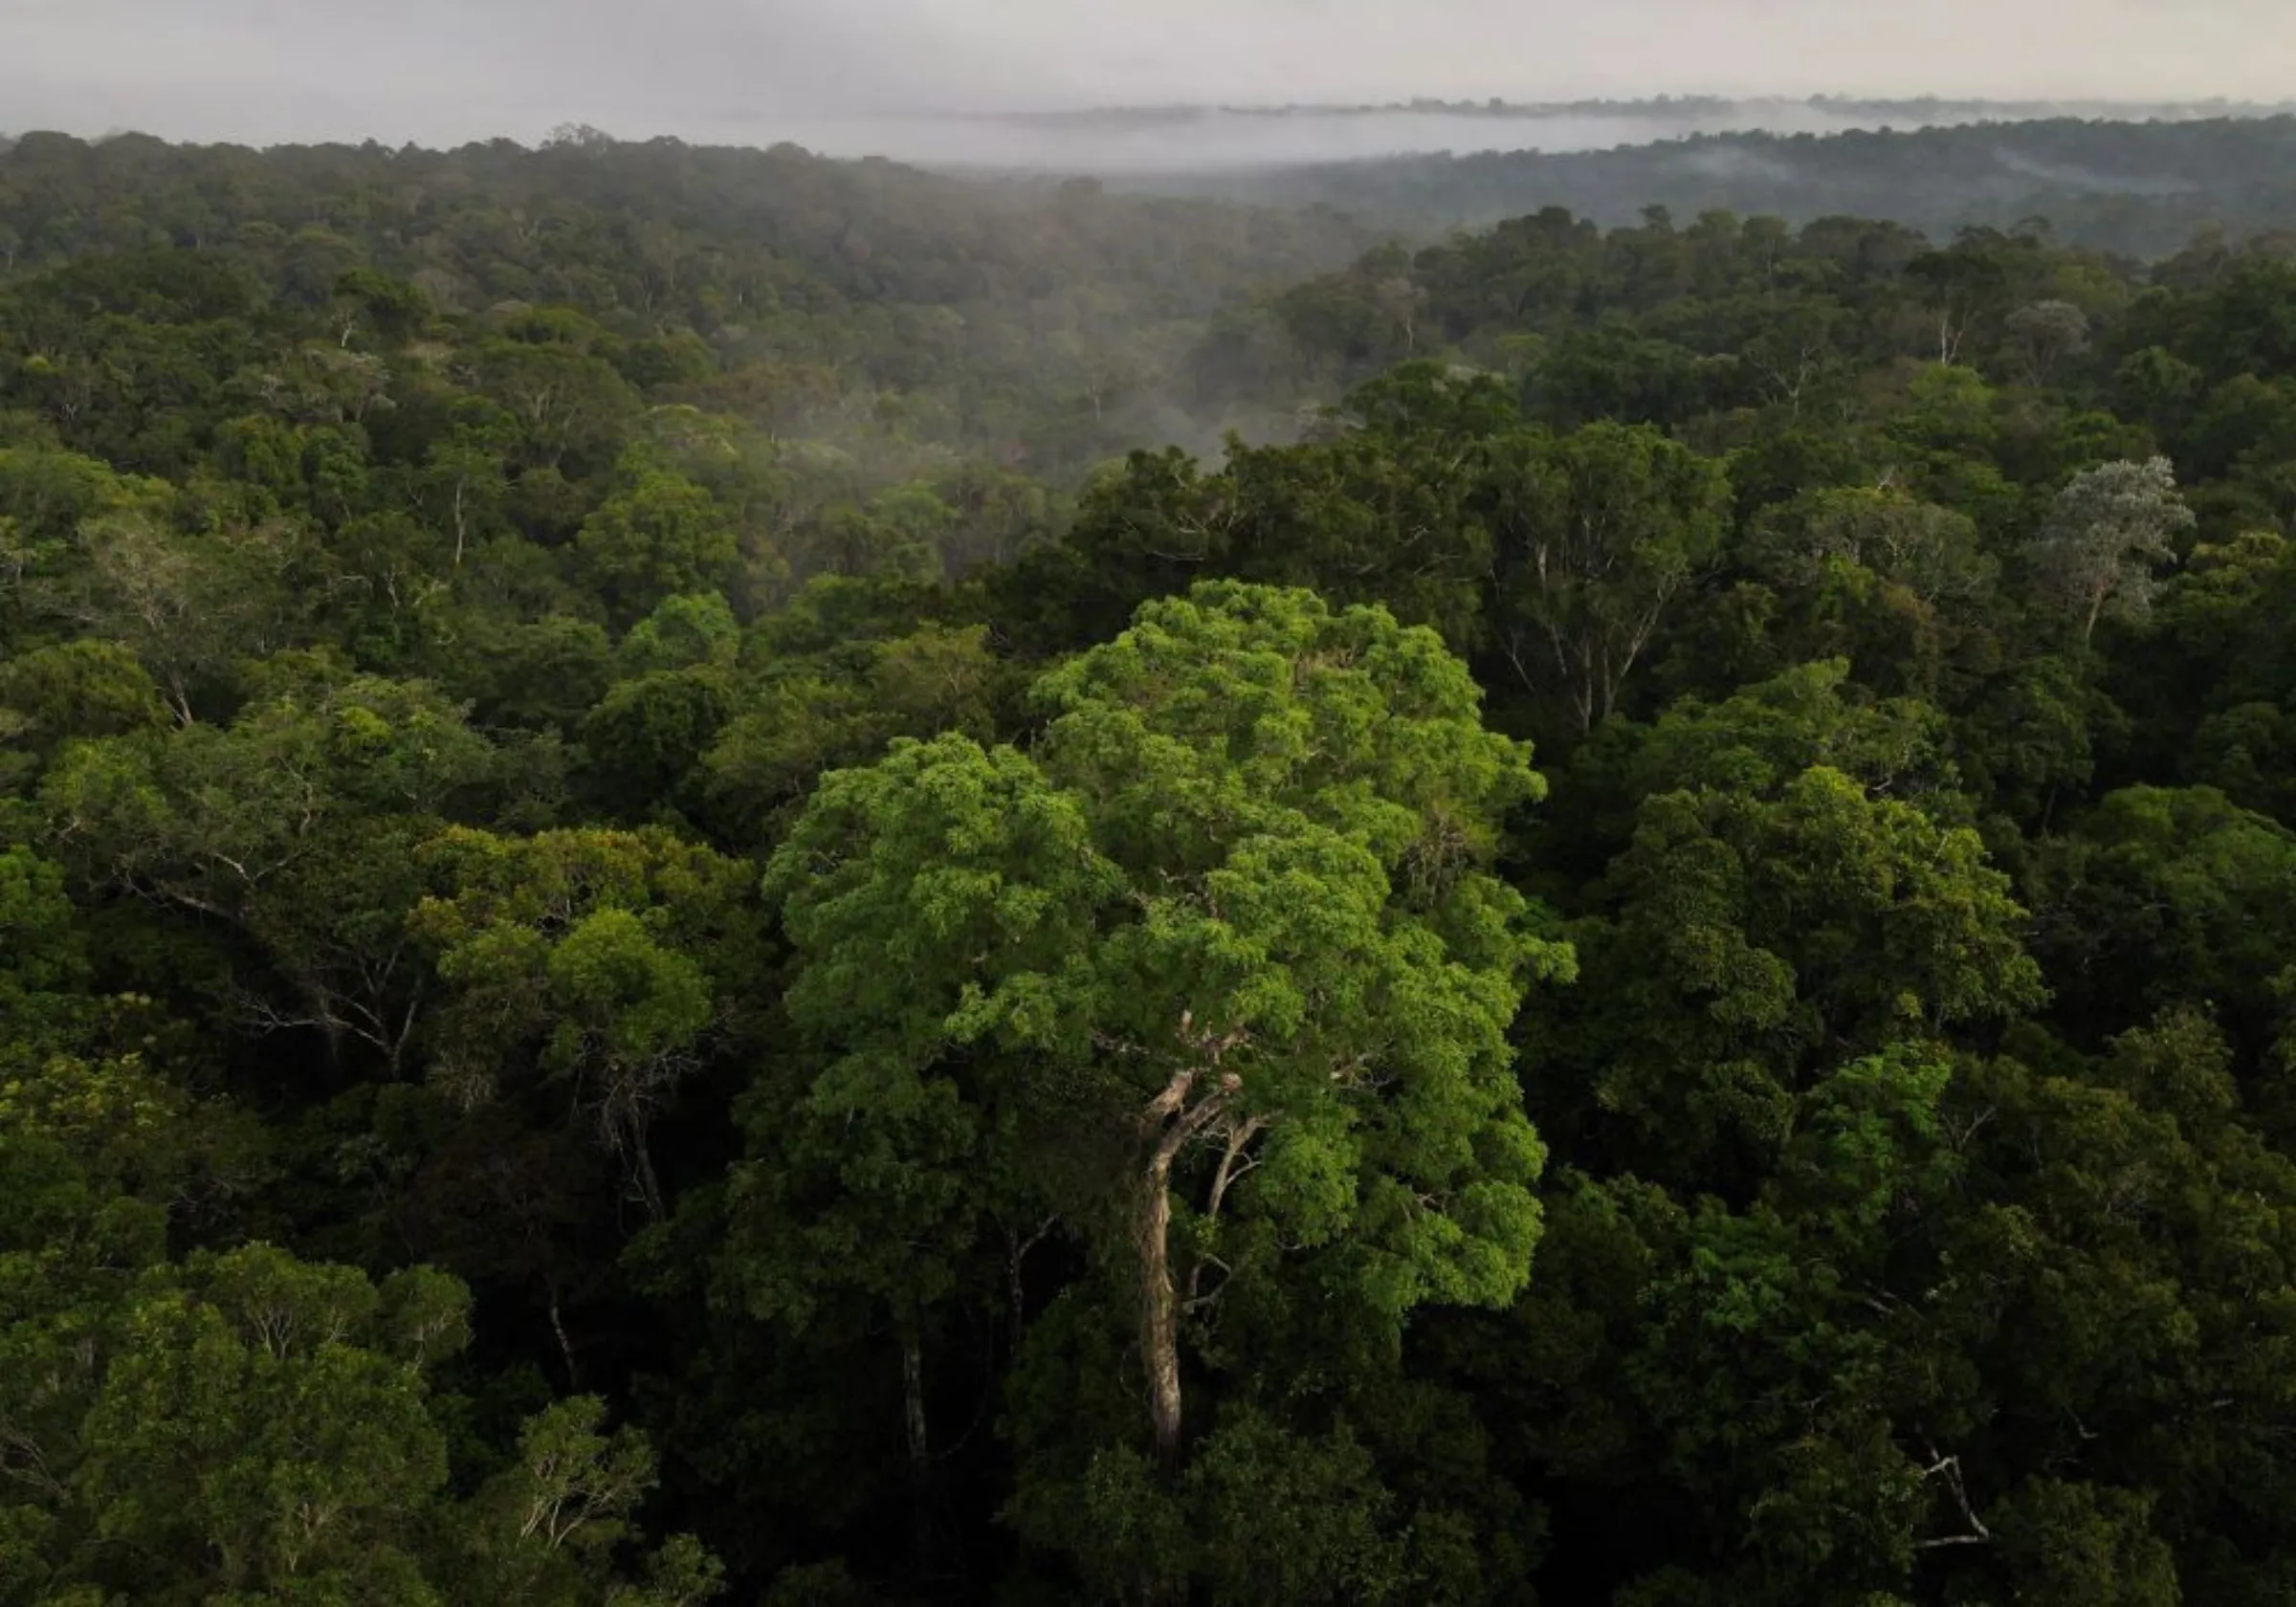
1135, 115, 2296, 256
8, 124, 2296, 1604
0, 128, 1380, 476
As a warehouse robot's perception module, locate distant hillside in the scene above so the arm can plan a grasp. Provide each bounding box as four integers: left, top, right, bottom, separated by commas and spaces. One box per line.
756, 97, 2296, 174
0, 129, 1374, 313
971, 95, 2295, 147
1113, 116, 2296, 257
0, 129, 1384, 470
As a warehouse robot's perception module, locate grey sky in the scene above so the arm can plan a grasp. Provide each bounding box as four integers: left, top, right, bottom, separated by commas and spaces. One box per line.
4, 0, 2290, 151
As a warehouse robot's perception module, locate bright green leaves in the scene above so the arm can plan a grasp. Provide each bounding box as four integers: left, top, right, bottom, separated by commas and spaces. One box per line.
731, 732, 1110, 1335
1035, 580, 1543, 860
543, 908, 715, 1071
414, 826, 761, 1222
1554, 762, 2042, 1189
749, 581, 1568, 1552
770, 733, 1115, 1064
1774, 1043, 1962, 1248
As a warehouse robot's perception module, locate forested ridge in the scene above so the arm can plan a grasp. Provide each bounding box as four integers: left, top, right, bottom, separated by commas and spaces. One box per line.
1134, 115, 2296, 257
0, 128, 1378, 480
9, 128, 2296, 1604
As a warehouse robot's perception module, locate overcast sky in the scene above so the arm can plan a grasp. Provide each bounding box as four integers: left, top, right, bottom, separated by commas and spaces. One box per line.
5, 0, 2291, 150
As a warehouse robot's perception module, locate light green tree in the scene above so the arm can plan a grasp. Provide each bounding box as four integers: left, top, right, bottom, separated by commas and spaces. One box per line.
756, 582, 1572, 1486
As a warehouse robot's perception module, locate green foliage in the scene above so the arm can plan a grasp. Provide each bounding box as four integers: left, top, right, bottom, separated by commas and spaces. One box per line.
577, 472, 740, 628
15, 125, 2296, 1605
2, 1240, 710, 1605
2026, 456, 2197, 642
72, 1245, 460, 1597
1486, 418, 1733, 731
2031, 785, 2296, 1047
738, 582, 1565, 1585
1542, 762, 2043, 1190
413, 825, 762, 1222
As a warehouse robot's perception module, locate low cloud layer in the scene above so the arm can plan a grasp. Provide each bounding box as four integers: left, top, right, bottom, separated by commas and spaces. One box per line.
6, 0, 2291, 152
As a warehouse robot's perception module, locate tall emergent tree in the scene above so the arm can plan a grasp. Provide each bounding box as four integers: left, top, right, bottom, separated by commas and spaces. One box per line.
750, 582, 1571, 1496
2027, 456, 2196, 644
1483, 421, 1732, 733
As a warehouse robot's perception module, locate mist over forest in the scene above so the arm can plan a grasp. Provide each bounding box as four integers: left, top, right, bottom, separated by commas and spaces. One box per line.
17, 4, 2296, 1601
1101, 111, 2296, 256
651, 96, 2296, 173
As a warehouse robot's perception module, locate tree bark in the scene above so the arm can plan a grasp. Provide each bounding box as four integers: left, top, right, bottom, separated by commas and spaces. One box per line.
1006, 1216, 1056, 1359
1138, 1156, 1183, 1475
900, 1319, 934, 1572
626, 1112, 668, 1225
547, 1290, 580, 1391
1136, 1054, 1237, 1476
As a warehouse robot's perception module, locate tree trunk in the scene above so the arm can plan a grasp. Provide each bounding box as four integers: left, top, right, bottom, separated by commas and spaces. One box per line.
1006, 1217, 1055, 1360
547, 1290, 580, 1390
627, 1113, 668, 1225
1137, 1163, 1183, 1475
1007, 1236, 1028, 1353
1135, 1051, 1237, 1477
305, 983, 346, 1071
166, 672, 196, 728
900, 1319, 935, 1573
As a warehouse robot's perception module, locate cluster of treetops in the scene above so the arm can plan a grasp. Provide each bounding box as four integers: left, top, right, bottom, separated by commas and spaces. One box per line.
9, 129, 2296, 1603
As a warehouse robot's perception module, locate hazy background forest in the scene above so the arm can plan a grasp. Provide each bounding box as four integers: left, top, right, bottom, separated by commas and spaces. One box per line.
14, 3, 2296, 1603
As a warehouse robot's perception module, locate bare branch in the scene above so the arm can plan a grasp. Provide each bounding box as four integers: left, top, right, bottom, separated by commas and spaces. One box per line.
1913, 1448, 1992, 1552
